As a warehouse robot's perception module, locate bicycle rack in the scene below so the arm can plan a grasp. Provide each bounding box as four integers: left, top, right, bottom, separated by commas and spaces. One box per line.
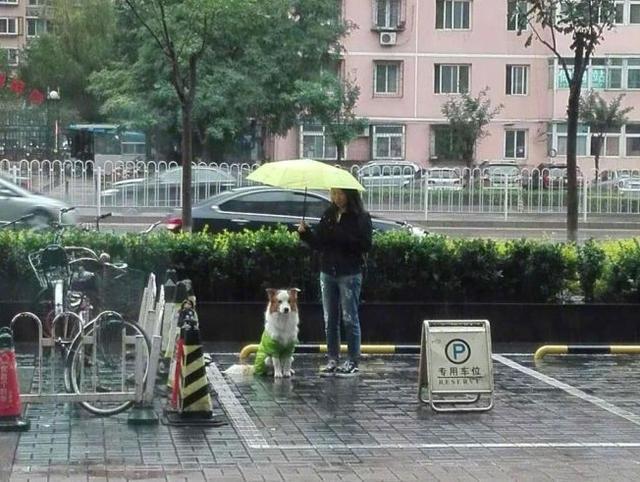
10, 311, 158, 407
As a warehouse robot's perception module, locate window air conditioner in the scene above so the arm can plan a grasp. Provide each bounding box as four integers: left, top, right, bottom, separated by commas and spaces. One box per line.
379, 31, 397, 46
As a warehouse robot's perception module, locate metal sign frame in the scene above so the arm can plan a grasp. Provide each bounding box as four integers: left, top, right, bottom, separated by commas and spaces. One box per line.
418, 319, 494, 412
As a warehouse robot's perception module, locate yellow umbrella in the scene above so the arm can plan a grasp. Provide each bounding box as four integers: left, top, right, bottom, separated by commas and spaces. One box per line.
247, 158, 365, 191
247, 159, 365, 221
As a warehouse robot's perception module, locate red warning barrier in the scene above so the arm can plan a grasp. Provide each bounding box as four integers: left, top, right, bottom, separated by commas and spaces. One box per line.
0, 327, 30, 431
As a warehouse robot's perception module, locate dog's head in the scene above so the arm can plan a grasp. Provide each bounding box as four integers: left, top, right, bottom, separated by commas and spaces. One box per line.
266, 288, 300, 314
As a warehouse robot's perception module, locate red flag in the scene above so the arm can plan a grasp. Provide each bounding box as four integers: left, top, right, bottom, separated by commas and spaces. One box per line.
28, 89, 45, 105
0, 73, 6, 88
9, 78, 25, 95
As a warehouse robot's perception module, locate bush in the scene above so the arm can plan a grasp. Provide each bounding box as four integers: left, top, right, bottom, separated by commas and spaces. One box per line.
1, 227, 640, 304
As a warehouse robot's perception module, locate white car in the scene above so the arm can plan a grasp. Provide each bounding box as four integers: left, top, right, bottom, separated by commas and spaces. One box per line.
425, 168, 464, 190
357, 161, 422, 188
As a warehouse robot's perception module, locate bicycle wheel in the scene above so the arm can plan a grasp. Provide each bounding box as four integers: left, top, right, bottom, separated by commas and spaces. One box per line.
67, 313, 150, 416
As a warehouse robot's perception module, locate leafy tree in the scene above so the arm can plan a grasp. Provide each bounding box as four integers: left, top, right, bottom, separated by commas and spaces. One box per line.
116, 0, 236, 232
295, 72, 367, 162
92, 0, 347, 167
19, 0, 118, 121
579, 90, 632, 174
441, 89, 503, 167
519, 0, 617, 242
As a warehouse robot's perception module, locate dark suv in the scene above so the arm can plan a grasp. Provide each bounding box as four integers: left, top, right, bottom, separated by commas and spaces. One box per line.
165, 186, 425, 236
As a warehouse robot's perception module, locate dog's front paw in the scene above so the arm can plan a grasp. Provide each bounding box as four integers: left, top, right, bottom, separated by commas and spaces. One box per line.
282, 369, 292, 378
274, 370, 283, 378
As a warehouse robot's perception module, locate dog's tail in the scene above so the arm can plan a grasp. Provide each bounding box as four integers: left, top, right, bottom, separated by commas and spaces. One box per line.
223, 364, 255, 376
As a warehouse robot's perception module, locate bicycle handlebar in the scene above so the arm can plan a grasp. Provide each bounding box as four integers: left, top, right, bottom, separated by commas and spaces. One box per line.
0, 213, 34, 229
141, 220, 162, 235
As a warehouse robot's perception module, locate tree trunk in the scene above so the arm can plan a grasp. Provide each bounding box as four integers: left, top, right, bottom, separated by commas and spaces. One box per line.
565, 36, 588, 243
181, 103, 193, 232
336, 143, 344, 162
594, 134, 603, 174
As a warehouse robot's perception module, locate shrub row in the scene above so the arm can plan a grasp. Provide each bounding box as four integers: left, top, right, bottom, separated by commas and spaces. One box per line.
0, 227, 639, 303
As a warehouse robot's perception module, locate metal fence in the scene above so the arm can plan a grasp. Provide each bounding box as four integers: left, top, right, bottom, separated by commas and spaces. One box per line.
2, 158, 640, 218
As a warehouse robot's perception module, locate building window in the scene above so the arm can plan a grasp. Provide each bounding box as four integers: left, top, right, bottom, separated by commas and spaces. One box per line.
435, 0, 470, 29
0, 0, 19, 5
375, 0, 401, 29
434, 64, 470, 94
505, 130, 527, 159
507, 0, 528, 31
607, 58, 623, 88
614, 1, 625, 23
431, 125, 456, 160
628, 58, 640, 89
506, 65, 529, 95
300, 124, 337, 160
0, 17, 18, 35
554, 57, 640, 90
27, 17, 49, 37
555, 123, 589, 156
626, 124, 640, 156
631, 2, 640, 23
372, 125, 404, 159
374, 61, 402, 95
590, 127, 621, 157
4, 48, 18, 66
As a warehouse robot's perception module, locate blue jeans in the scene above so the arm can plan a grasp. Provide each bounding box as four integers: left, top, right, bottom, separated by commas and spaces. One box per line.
320, 272, 362, 365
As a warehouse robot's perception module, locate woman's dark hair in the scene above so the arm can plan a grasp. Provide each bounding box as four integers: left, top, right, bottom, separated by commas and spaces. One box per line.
343, 188, 366, 214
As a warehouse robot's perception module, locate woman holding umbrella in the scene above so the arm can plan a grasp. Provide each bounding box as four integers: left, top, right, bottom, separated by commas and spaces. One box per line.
298, 188, 372, 377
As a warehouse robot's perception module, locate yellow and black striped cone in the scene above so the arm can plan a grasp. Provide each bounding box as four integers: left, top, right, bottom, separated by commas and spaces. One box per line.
179, 323, 212, 416
164, 322, 226, 426
166, 303, 197, 391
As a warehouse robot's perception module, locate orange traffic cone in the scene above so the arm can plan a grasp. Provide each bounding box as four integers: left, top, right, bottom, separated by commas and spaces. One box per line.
0, 327, 30, 432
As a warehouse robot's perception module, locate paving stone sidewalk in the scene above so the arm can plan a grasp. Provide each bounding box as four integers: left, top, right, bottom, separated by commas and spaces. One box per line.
2, 352, 640, 481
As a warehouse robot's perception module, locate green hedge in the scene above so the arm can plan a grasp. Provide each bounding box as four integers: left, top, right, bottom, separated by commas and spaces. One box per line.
1, 227, 639, 303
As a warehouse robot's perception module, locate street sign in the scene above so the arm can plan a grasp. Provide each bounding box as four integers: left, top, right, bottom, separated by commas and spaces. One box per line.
418, 320, 494, 412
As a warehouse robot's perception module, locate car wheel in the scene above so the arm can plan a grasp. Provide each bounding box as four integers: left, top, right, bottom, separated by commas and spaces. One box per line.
28, 210, 53, 229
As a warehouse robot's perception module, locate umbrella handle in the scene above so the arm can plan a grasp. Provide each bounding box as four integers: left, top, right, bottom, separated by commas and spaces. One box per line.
302, 187, 307, 223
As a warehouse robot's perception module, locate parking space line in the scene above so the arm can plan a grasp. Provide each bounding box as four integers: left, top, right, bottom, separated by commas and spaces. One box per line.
267, 442, 640, 450
206, 363, 269, 448
493, 354, 640, 426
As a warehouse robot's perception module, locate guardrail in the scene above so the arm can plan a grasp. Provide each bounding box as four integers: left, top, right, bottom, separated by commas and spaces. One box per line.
2, 158, 640, 218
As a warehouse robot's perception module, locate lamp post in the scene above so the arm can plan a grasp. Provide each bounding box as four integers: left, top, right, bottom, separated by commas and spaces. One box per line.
47, 89, 60, 159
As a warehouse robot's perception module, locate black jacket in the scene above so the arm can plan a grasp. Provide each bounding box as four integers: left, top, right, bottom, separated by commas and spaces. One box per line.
299, 206, 373, 276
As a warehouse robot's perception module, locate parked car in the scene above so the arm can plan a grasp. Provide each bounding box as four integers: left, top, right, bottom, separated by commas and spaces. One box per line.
530, 163, 583, 189
0, 174, 77, 228
164, 186, 425, 236
478, 162, 522, 189
595, 169, 640, 191
425, 168, 464, 190
357, 161, 423, 189
617, 176, 640, 195
101, 166, 237, 206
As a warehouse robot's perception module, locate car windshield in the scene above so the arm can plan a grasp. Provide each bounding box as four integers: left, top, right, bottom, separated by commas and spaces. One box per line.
487, 166, 519, 176
160, 167, 234, 184
428, 169, 457, 179
548, 168, 567, 177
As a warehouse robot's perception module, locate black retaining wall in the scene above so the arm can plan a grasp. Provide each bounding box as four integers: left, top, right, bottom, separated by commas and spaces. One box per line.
2, 301, 639, 344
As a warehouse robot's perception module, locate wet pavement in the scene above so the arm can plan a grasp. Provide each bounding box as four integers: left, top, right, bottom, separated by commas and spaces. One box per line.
2, 347, 640, 481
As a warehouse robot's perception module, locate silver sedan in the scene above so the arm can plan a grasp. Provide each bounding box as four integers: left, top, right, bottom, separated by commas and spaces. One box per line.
0, 175, 77, 228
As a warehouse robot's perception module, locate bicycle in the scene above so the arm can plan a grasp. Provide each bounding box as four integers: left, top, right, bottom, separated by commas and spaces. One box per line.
28, 208, 129, 338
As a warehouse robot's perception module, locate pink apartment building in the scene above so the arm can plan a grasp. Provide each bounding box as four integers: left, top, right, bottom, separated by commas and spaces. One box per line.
0, 0, 50, 67
269, 0, 640, 172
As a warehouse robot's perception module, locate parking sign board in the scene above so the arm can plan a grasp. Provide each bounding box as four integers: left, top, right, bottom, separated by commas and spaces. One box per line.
418, 320, 494, 412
